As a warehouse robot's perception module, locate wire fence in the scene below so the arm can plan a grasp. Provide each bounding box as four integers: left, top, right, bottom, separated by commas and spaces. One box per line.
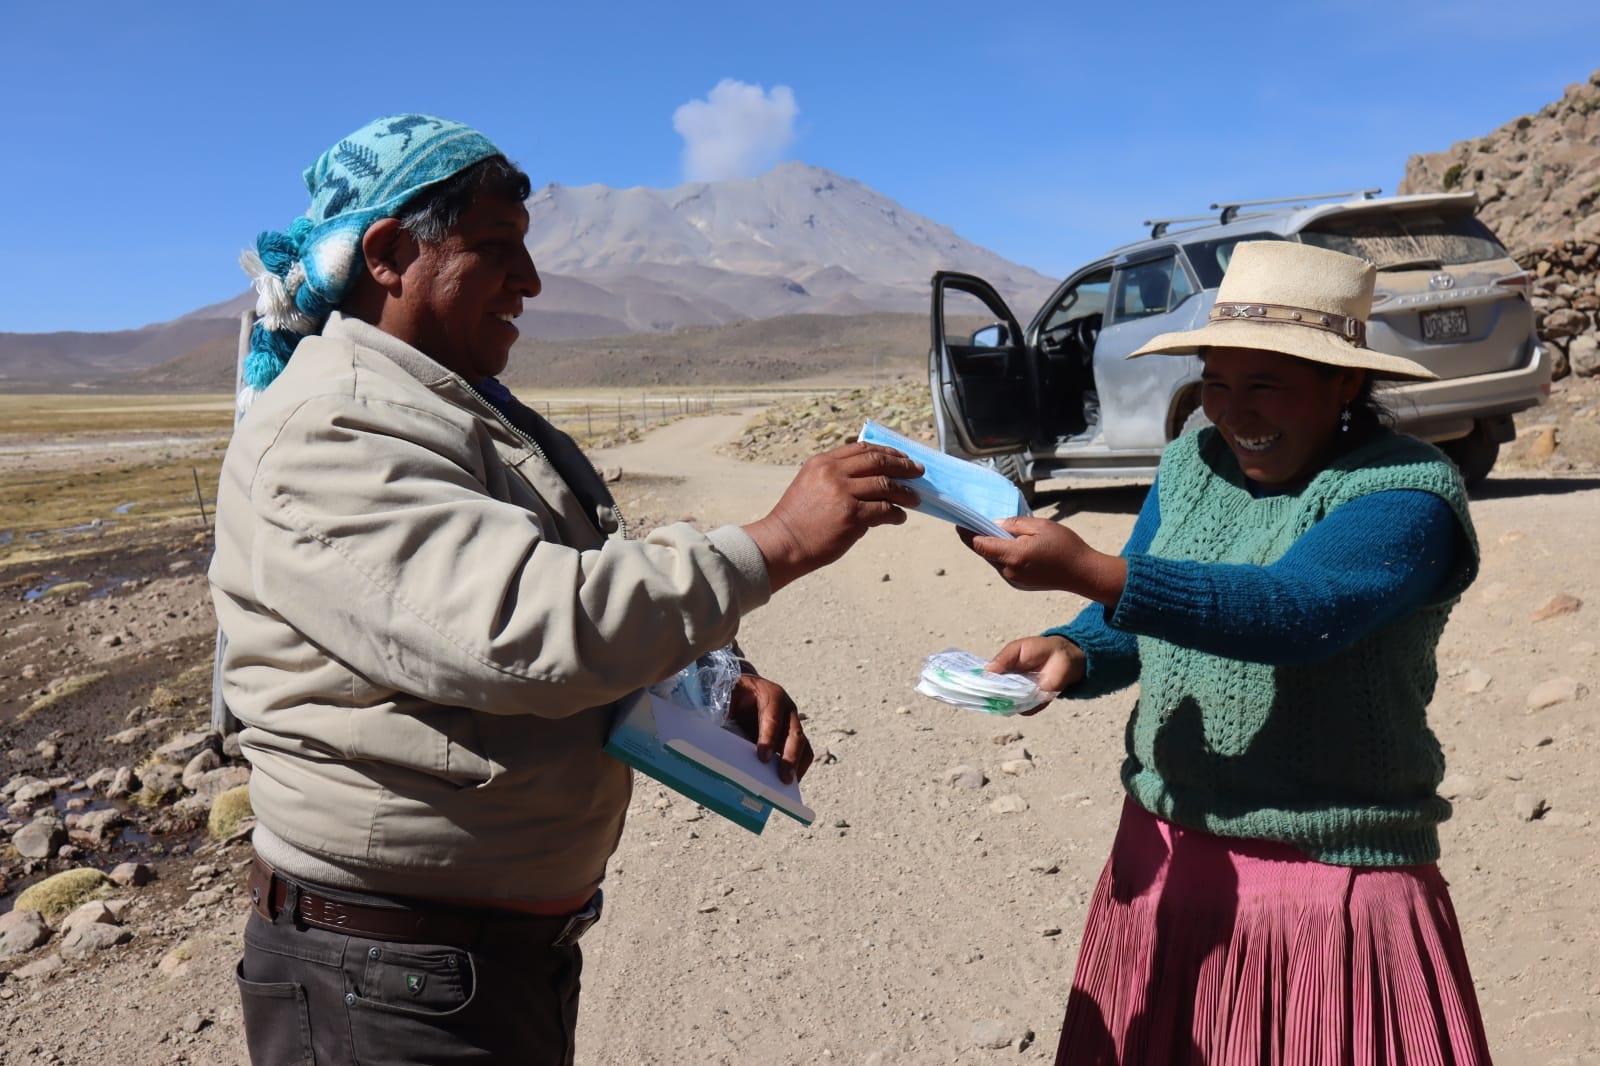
523, 388, 834, 444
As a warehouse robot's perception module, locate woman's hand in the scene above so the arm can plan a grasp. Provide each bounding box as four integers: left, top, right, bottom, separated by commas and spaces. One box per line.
986, 635, 1085, 714
960, 517, 1127, 604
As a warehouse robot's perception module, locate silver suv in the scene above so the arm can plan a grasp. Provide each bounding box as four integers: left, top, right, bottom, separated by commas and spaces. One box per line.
930, 189, 1551, 496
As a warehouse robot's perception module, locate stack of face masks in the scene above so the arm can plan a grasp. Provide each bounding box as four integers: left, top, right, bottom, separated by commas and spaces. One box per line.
915, 649, 1057, 716
858, 421, 1029, 538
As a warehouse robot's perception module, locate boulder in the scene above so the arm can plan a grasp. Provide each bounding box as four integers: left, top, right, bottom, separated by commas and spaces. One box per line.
12, 815, 66, 859
0, 909, 52, 959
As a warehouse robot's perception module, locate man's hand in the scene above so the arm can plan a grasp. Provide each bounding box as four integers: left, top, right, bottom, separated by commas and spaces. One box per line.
726, 673, 813, 784
743, 442, 923, 592
960, 517, 1127, 605
986, 634, 1085, 713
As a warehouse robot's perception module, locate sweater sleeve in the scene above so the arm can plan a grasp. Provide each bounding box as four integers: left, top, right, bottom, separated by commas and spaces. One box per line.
1110, 489, 1460, 664
1041, 480, 1161, 699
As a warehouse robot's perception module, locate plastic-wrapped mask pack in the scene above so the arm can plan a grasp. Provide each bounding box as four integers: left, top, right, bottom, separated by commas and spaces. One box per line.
915, 649, 1057, 716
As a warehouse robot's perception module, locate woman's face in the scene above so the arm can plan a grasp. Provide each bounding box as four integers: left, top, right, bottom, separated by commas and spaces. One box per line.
1199, 346, 1365, 491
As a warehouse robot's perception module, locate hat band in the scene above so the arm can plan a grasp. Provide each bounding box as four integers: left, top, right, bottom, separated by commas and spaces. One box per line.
1210, 302, 1366, 347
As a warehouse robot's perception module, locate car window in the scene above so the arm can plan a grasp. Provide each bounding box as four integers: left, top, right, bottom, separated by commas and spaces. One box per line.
1040, 269, 1112, 333
1180, 232, 1285, 288
1110, 256, 1192, 323
1296, 207, 1509, 268
943, 288, 1011, 348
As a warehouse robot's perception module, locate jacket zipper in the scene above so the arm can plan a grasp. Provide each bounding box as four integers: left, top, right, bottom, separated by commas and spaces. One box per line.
459, 380, 631, 542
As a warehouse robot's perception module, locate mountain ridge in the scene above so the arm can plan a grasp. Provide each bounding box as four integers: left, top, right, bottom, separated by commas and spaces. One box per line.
0, 163, 1053, 391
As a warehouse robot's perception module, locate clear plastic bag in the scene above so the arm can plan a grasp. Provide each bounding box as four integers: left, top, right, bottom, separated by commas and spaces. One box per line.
650, 645, 744, 724
915, 648, 1058, 716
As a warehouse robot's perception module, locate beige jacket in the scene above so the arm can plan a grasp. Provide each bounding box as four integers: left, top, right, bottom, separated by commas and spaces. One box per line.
208, 313, 771, 901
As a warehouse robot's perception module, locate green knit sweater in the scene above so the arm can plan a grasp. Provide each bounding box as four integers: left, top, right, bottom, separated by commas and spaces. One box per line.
1123, 428, 1479, 866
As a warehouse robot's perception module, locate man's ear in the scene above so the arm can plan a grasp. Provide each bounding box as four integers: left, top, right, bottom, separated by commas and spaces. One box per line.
361, 218, 417, 293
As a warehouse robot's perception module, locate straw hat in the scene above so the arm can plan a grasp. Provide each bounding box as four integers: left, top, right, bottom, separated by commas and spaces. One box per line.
1128, 241, 1436, 380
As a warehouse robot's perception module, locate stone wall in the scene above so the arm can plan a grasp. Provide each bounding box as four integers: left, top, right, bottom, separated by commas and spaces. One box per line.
1526, 240, 1600, 380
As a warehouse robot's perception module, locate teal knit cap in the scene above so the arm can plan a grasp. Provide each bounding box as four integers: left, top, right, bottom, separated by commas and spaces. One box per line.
238, 114, 502, 411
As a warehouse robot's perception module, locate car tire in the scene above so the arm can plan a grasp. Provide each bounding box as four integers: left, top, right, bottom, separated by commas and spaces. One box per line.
1441, 422, 1500, 490
985, 452, 1037, 506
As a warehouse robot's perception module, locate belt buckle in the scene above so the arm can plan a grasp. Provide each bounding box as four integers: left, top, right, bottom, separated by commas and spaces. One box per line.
549, 890, 603, 948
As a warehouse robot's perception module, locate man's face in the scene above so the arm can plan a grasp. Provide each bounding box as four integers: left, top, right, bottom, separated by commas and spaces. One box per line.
398, 193, 540, 381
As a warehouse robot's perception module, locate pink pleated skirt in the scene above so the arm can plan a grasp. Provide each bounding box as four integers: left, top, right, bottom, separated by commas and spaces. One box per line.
1056, 798, 1492, 1066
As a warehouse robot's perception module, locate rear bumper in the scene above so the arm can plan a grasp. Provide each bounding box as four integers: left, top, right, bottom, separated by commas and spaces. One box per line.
1386, 338, 1550, 443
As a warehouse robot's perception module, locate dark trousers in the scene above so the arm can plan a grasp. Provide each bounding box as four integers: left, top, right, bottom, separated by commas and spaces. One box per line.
237, 877, 598, 1065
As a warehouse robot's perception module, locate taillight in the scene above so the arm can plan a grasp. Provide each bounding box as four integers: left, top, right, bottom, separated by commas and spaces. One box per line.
1493, 271, 1532, 295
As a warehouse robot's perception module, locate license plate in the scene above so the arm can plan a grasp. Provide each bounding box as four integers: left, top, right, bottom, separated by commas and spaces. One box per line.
1420, 306, 1469, 341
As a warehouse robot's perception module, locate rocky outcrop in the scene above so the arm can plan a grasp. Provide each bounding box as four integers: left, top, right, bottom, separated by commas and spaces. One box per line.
1401, 71, 1600, 380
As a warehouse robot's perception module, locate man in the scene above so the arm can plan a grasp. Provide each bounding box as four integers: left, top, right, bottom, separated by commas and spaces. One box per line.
209, 114, 921, 1065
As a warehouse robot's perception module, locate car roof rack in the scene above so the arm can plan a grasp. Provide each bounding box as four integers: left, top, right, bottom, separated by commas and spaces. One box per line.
1143, 214, 1216, 239
1210, 188, 1382, 225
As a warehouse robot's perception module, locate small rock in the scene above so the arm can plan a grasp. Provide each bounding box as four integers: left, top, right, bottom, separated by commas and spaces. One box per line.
105, 766, 137, 799
1541, 810, 1592, 828
182, 749, 223, 790
832, 817, 850, 829
1027, 858, 1061, 874
182, 1013, 208, 1034
184, 887, 229, 909
13, 954, 64, 979
969, 1019, 1032, 1051
1460, 669, 1493, 695
1531, 594, 1583, 622
1038, 925, 1062, 937
72, 807, 123, 844
945, 765, 987, 790
999, 759, 1034, 776
60, 900, 120, 940
1525, 425, 1558, 460
1527, 677, 1585, 711
1439, 773, 1488, 801
1512, 793, 1548, 822
153, 729, 220, 765
990, 730, 1024, 746
989, 794, 1029, 814
158, 942, 194, 977
59, 922, 131, 960
189, 765, 250, 804
13, 779, 54, 805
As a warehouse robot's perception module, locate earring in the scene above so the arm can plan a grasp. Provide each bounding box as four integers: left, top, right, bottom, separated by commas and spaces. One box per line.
1340, 405, 1352, 433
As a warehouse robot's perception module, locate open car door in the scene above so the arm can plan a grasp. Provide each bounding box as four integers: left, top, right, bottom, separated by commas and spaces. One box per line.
930, 271, 1036, 456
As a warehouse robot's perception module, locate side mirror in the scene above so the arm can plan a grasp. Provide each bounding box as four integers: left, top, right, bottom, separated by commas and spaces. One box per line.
971, 323, 1010, 347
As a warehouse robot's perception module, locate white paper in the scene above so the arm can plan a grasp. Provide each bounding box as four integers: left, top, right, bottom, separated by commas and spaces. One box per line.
648, 693, 815, 824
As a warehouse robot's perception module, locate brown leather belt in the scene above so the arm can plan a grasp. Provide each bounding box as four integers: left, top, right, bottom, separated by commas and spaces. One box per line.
247, 856, 602, 947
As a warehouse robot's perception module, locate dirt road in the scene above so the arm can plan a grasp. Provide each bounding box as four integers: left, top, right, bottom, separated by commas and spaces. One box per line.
3, 408, 1598, 1064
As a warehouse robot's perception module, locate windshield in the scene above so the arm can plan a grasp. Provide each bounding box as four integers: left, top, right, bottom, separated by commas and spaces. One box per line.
1297, 207, 1508, 269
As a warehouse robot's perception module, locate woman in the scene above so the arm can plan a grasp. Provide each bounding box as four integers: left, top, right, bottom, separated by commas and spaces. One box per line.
965, 241, 1493, 1064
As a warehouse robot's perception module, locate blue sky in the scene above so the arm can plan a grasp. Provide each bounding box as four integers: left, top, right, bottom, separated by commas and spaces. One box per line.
5, 0, 1598, 334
